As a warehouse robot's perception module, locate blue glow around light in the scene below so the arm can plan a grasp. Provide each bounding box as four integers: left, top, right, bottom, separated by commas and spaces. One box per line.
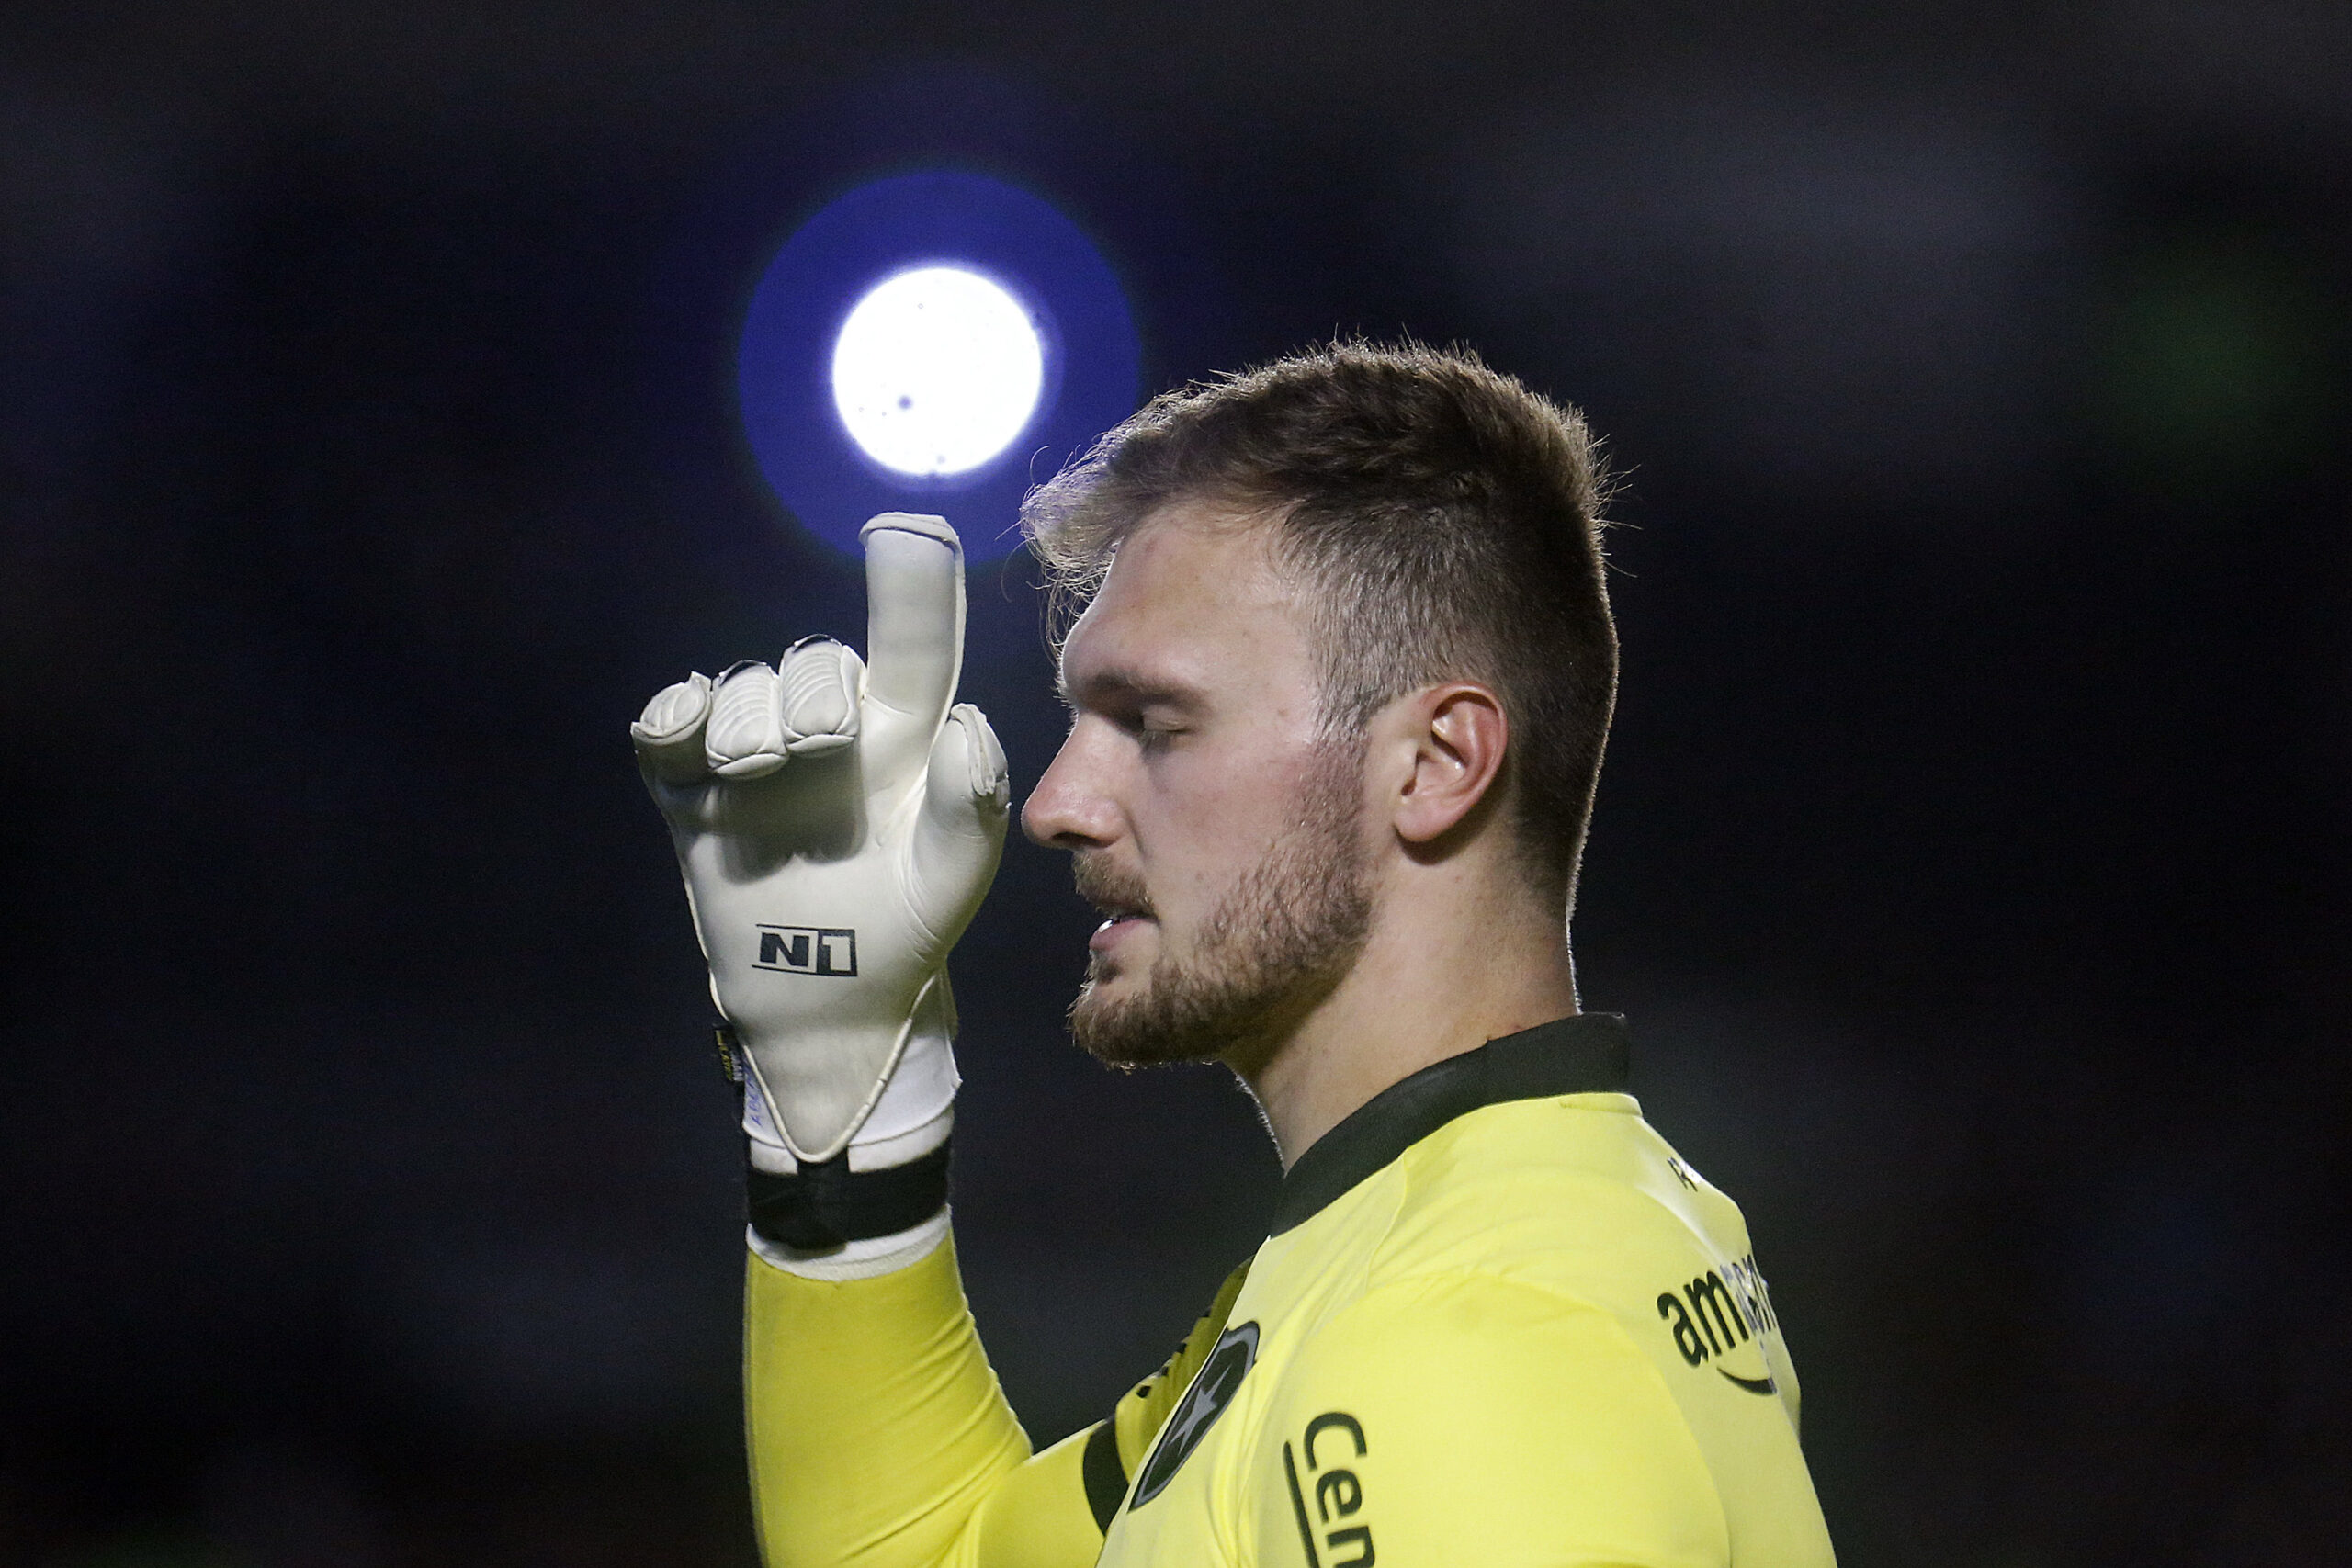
739, 172, 1140, 560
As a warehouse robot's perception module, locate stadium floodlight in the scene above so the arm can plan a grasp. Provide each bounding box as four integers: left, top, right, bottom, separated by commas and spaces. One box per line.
831, 266, 1046, 477
738, 170, 1139, 560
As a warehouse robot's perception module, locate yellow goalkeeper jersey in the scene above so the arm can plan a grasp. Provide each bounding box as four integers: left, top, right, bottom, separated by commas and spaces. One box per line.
744, 1014, 1837, 1567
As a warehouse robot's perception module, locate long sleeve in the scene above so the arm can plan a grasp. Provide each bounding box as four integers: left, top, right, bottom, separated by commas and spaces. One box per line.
744, 1232, 1091, 1568
746, 1232, 1252, 1568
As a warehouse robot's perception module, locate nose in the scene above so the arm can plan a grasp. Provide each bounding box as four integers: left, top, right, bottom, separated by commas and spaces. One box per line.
1022, 720, 1122, 850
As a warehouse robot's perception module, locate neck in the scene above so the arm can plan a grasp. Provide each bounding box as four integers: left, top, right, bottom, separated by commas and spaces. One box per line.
1230, 866, 1581, 1169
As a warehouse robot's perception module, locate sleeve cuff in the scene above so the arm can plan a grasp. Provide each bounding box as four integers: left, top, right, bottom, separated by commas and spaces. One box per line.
748, 1207, 953, 1281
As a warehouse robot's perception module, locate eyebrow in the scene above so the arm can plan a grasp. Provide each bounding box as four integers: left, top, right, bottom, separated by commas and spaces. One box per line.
1057, 662, 1210, 713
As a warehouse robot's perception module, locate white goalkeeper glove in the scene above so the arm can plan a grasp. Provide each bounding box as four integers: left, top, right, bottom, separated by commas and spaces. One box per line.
632, 513, 1008, 1247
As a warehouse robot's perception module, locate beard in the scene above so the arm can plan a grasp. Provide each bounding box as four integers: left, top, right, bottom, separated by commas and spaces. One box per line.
1069, 738, 1374, 1069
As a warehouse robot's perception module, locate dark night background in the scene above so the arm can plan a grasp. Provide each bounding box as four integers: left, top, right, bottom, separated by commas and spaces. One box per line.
3, 4, 2347, 1564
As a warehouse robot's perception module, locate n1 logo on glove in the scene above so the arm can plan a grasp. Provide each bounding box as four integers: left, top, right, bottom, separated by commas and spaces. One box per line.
632, 513, 1009, 1172
755, 926, 859, 977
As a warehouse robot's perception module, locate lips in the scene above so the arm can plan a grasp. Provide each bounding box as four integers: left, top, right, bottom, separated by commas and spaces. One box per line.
1089, 912, 1155, 953
1074, 852, 1154, 942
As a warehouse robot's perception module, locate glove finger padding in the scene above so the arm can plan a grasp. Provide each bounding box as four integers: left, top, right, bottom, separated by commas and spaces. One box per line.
910, 704, 1011, 941
706, 660, 791, 778
631, 673, 714, 784
776, 637, 864, 757
857, 514, 964, 793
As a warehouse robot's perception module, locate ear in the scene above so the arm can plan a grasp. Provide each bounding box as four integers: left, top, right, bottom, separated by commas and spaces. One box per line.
1386, 682, 1510, 847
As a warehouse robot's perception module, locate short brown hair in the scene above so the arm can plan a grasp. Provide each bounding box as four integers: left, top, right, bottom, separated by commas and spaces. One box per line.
1023, 340, 1618, 911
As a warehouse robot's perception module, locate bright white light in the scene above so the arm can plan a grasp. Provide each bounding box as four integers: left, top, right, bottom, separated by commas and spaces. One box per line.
831, 266, 1045, 476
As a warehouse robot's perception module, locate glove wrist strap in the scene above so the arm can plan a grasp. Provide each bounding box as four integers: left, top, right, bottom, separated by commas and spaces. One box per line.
745, 1140, 951, 1252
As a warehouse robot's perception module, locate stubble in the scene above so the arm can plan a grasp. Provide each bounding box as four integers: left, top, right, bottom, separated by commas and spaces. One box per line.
1069, 739, 1374, 1069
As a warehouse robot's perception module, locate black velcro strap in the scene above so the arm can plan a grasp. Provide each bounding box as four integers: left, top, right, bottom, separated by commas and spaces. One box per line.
1080, 1419, 1127, 1532
747, 1141, 952, 1251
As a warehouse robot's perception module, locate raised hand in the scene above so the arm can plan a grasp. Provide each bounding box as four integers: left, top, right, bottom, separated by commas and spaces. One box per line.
633, 513, 1009, 1168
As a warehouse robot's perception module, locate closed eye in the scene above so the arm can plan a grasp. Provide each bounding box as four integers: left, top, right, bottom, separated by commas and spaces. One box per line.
1064, 663, 1208, 722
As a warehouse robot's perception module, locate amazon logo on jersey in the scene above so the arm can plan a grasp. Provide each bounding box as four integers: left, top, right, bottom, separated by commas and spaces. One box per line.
1657, 1257, 1781, 1395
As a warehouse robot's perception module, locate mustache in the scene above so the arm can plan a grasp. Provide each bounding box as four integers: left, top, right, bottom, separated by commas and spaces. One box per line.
1072, 852, 1154, 919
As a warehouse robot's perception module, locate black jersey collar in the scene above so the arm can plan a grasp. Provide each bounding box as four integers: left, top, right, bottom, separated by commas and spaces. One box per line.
1267, 1013, 1631, 1236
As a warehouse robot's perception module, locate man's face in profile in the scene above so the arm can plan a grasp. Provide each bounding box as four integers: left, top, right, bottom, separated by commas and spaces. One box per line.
1022, 502, 1374, 1067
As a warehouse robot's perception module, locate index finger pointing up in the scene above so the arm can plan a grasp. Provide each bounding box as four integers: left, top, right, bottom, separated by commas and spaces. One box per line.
858, 512, 967, 781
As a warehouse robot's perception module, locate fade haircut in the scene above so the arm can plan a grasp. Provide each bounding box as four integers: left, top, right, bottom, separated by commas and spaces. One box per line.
1022, 339, 1618, 910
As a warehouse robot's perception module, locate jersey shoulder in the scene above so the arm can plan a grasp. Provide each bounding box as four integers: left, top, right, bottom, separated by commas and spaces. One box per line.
1368, 1093, 1751, 1308
1361, 1094, 1806, 1420
1326, 1095, 1835, 1568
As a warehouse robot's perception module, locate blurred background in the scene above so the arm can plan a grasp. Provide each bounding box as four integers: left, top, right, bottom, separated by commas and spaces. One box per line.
2, 3, 2347, 1563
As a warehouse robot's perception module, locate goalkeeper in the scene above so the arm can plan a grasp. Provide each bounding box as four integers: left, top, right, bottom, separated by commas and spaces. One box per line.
633, 343, 1837, 1566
